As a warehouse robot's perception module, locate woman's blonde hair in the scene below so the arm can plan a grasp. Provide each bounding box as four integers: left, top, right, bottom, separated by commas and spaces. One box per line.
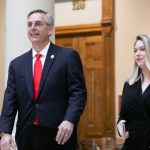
128, 35, 150, 85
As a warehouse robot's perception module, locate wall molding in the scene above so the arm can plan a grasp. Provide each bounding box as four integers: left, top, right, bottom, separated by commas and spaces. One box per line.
101, 0, 114, 25
56, 23, 102, 35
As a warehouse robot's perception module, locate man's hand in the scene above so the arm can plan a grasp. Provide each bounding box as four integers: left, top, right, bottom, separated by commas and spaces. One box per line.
0, 133, 16, 150
56, 120, 74, 145
117, 120, 129, 139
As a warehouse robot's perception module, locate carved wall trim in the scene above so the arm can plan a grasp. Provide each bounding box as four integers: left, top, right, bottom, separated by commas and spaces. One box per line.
56, 23, 102, 35
103, 27, 115, 136
101, 0, 114, 25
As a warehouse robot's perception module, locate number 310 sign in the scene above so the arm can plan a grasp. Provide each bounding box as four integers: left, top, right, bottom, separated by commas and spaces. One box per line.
73, 0, 86, 10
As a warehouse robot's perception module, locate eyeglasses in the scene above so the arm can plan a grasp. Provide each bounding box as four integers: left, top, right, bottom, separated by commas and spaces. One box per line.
27, 21, 49, 28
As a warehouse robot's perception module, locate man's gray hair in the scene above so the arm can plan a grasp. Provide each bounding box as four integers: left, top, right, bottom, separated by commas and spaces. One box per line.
27, 9, 54, 26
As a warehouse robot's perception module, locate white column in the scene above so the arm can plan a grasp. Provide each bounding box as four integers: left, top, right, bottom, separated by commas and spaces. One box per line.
6, 0, 55, 142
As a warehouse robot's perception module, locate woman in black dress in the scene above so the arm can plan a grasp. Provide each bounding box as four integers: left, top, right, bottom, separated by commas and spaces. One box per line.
117, 35, 150, 150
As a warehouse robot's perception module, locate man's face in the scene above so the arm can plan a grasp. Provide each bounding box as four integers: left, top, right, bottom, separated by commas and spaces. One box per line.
27, 13, 52, 45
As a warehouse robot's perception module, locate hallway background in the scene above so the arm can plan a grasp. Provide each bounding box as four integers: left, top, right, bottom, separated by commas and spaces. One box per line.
0, 0, 150, 149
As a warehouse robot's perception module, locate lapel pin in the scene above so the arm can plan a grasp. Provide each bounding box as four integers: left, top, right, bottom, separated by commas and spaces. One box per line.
50, 55, 55, 59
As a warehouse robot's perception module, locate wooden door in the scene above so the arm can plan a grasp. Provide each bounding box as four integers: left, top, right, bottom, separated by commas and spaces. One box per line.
56, 24, 115, 150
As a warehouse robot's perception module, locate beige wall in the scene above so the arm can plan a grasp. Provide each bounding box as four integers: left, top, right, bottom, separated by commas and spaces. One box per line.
55, 0, 102, 26
0, 0, 5, 111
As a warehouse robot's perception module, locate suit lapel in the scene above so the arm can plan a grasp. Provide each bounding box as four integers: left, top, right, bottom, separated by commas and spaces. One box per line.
38, 43, 57, 97
25, 50, 33, 98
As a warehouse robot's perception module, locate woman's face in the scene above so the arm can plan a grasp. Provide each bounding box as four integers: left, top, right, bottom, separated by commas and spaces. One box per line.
134, 40, 147, 69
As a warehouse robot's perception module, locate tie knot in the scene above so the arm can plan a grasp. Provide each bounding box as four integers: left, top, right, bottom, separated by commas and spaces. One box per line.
36, 54, 42, 60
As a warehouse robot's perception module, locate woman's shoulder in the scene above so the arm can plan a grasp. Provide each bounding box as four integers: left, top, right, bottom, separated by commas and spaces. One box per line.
124, 79, 129, 86
123, 78, 140, 91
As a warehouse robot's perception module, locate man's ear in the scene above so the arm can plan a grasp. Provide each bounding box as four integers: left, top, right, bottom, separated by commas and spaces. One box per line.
48, 26, 54, 36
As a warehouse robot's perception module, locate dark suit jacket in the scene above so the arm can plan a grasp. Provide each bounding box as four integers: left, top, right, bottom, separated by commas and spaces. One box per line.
0, 43, 87, 150
118, 80, 150, 150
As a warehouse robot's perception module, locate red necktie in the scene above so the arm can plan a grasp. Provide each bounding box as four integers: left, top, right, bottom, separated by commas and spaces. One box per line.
33, 54, 42, 124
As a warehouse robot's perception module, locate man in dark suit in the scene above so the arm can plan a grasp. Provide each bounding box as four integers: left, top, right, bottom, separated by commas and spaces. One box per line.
0, 9, 87, 150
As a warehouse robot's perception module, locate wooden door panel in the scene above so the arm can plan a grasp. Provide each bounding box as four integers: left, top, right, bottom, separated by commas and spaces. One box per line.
55, 36, 74, 49
82, 35, 103, 61
81, 69, 105, 136
78, 34, 106, 147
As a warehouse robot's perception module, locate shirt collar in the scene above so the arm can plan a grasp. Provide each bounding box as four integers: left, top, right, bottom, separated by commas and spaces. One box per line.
32, 42, 50, 58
